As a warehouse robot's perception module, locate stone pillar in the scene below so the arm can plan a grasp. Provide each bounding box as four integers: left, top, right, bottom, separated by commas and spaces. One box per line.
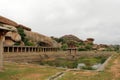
0, 27, 15, 71
35, 47, 37, 52
40, 48, 42, 52
16, 47, 18, 52
20, 47, 22, 52
28, 47, 30, 52
25, 47, 26, 52
32, 47, 34, 52
41, 48, 42, 52
12, 47, 14, 52
14, 47, 16, 52
74, 48, 77, 55
38, 47, 40, 52
37, 47, 39, 52
0, 35, 4, 70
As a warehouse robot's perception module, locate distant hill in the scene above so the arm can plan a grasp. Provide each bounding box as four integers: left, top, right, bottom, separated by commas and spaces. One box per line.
61, 34, 83, 43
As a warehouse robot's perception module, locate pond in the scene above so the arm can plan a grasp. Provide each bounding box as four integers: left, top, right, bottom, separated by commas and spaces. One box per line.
39, 56, 108, 70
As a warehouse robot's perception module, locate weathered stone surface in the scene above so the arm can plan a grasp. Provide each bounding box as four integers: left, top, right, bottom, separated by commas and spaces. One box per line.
5, 31, 21, 42
3, 24, 17, 32
20, 41, 25, 46
4, 39, 14, 46
86, 38, 94, 44
24, 30, 59, 47
17, 24, 31, 31
0, 16, 31, 31
0, 16, 18, 27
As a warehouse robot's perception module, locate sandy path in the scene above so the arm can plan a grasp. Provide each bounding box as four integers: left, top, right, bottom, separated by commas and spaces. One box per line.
110, 55, 120, 80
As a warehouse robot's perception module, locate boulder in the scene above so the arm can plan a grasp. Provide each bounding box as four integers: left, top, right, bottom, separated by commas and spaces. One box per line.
4, 39, 14, 46
20, 41, 25, 46
24, 30, 59, 47
5, 31, 21, 42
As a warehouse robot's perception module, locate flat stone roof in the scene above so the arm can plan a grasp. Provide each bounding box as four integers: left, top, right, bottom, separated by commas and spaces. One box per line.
0, 26, 11, 31
0, 26, 16, 31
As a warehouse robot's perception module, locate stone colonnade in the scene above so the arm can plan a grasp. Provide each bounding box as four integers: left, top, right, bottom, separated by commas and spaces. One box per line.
4, 46, 59, 53
66, 48, 77, 55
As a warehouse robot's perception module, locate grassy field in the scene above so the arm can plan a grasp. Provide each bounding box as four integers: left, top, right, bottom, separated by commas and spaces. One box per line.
0, 52, 120, 80
0, 62, 64, 80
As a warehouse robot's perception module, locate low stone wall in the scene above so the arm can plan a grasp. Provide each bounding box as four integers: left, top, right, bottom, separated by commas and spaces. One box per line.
3, 51, 112, 64
3, 51, 66, 63
96, 54, 113, 71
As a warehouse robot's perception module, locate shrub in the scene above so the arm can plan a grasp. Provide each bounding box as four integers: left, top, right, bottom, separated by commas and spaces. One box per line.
61, 44, 68, 51
78, 48, 87, 51
17, 27, 34, 46
82, 66, 94, 70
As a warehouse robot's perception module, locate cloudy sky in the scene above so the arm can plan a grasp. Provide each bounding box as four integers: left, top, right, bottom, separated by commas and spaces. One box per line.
0, 0, 120, 44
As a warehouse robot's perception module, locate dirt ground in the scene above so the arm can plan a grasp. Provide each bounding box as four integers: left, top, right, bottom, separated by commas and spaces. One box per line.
110, 55, 120, 80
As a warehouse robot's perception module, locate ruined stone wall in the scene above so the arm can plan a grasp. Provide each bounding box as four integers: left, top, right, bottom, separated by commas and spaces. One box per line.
3, 51, 112, 63
3, 52, 66, 63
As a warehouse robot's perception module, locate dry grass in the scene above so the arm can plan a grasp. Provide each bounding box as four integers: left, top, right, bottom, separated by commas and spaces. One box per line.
0, 62, 64, 80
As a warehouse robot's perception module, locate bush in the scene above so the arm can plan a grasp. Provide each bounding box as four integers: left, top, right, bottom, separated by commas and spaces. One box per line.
78, 48, 87, 51
17, 27, 34, 46
14, 42, 20, 46
61, 44, 68, 51
82, 66, 94, 70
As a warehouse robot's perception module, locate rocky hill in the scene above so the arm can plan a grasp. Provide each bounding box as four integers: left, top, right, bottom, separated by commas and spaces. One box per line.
0, 16, 59, 47
60, 34, 83, 43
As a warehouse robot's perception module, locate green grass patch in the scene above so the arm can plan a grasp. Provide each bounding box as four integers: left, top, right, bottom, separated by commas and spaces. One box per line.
59, 71, 113, 80
58, 53, 119, 80
40, 57, 107, 70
